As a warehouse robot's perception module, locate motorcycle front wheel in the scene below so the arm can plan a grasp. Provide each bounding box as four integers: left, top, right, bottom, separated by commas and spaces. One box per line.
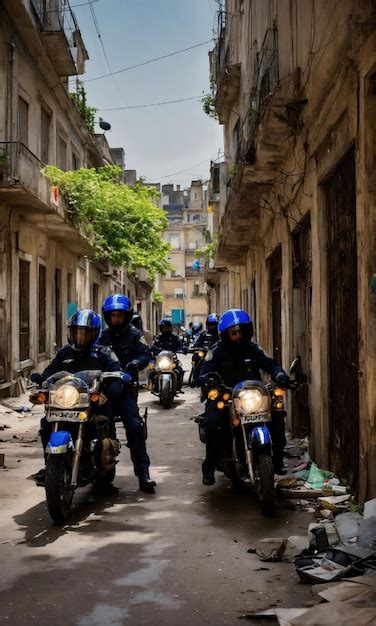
45, 455, 73, 524
256, 454, 275, 516
160, 379, 173, 409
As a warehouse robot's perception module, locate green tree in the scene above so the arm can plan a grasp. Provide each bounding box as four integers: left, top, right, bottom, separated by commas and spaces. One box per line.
42, 165, 171, 278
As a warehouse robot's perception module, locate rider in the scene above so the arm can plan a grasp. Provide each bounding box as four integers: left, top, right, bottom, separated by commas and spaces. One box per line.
198, 309, 292, 485
191, 321, 203, 343
151, 319, 187, 389
32, 309, 122, 485
98, 295, 156, 493
193, 314, 219, 349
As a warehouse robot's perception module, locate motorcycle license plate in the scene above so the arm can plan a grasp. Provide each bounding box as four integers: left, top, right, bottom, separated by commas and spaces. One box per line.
47, 410, 86, 422
241, 414, 270, 424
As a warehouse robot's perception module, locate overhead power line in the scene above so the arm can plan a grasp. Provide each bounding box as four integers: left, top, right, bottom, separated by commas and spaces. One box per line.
151, 152, 223, 181
98, 95, 203, 111
84, 39, 214, 82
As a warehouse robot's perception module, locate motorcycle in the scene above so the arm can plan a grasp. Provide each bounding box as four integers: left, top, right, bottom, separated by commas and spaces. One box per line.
188, 347, 207, 388
149, 350, 183, 409
30, 369, 129, 523
195, 363, 298, 515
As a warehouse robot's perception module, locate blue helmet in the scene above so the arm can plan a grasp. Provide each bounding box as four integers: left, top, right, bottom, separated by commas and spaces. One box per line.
218, 309, 253, 341
102, 294, 133, 329
159, 318, 172, 332
67, 309, 101, 351
206, 313, 219, 331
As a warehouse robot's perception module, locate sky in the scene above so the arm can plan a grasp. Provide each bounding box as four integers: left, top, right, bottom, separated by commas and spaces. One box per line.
71, 0, 224, 186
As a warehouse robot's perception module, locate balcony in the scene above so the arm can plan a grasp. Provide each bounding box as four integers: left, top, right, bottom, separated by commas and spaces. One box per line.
185, 266, 204, 278
31, 0, 88, 76
0, 142, 92, 255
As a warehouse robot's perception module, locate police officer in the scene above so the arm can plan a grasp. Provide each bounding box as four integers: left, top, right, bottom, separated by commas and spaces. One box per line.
98, 295, 156, 493
151, 319, 187, 388
32, 309, 122, 485
191, 321, 203, 344
198, 309, 291, 485
193, 313, 219, 349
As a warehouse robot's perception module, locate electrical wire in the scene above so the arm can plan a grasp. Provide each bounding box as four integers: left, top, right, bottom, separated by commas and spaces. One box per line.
148, 151, 224, 181
98, 95, 203, 111
87, 0, 131, 106
84, 39, 214, 82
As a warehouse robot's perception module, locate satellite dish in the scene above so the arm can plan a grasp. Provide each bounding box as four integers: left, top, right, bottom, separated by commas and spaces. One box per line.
99, 117, 111, 132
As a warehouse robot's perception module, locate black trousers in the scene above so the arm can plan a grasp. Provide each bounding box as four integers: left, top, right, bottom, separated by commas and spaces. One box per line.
115, 391, 150, 476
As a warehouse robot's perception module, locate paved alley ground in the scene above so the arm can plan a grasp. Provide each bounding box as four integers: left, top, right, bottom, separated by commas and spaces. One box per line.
0, 359, 313, 625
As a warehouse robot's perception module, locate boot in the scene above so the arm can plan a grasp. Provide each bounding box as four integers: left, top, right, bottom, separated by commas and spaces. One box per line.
202, 460, 215, 486
138, 471, 156, 493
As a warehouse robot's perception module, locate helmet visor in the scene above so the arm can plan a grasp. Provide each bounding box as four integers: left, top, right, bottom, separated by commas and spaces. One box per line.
69, 326, 98, 350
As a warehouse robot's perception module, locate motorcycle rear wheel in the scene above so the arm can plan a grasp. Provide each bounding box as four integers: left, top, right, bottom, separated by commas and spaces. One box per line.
45, 455, 73, 524
256, 454, 275, 516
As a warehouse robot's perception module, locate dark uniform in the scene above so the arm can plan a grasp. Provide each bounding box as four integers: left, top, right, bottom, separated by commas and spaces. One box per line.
151, 333, 187, 387
98, 325, 152, 477
192, 330, 219, 350
39, 343, 122, 449
198, 339, 288, 474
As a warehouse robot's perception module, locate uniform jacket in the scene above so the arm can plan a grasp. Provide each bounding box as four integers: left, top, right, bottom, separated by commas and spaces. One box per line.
151, 333, 187, 356
198, 340, 286, 389
40, 344, 121, 381
193, 330, 219, 349
98, 325, 151, 374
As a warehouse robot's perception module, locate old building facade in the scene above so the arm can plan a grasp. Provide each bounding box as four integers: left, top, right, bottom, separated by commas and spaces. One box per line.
206, 0, 376, 499
161, 181, 208, 329
0, 0, 158, 394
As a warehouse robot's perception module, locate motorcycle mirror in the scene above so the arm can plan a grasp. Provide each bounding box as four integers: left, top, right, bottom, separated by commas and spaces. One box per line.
289, 356, 301, 375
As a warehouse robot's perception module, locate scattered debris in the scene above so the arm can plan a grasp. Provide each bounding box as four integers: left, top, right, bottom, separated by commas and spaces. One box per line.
255, 538, 287, 561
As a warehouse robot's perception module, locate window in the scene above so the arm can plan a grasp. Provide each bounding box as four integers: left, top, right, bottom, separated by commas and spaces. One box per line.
40, 107, 50, 163
19, 259, 30, 361
55, 269, 62, 349
19, 97, 29, 147
57, 134, 67, 171
170, 234, 180, 250
91, 282, 99, 312
38, 263, 47, 353
193, 281, 200, 297
174, 287, 184, 299
67, 272, 73, 303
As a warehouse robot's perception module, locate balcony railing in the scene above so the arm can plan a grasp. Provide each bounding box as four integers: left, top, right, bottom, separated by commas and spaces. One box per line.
0, 141, 45, 198
31, 0, 84, 76
185, 266, 204, 277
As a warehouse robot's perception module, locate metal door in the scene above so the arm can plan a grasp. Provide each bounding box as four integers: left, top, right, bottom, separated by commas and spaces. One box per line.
326, 148, 359, 490
291, 214, 312, 435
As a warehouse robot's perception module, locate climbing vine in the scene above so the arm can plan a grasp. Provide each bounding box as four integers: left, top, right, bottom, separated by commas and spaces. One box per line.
42, 165, 172, 278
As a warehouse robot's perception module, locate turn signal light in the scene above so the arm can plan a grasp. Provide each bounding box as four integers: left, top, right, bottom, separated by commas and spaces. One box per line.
79, 412, 87, 421
208, 389, 219, 400
148, 363, 155, 369
198, 351, 205, 358
222, 393, 230, 401
171, 363, 176, 369
232, 416, 241, 427
217, 401, 225, 409
276, 402, 284, 410
91, 394, 100, 403
37, 392, 47, 402
274, 388, 284, 397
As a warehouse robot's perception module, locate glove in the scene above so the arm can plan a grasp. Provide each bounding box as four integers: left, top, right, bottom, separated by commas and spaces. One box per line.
275, 372, 291, 388
125, 362, 139, 375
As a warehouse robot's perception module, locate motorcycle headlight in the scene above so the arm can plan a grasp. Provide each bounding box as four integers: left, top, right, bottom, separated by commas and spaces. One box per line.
238, 389, 264, 413
157, 355, 173, 370
54, 385, 80, 408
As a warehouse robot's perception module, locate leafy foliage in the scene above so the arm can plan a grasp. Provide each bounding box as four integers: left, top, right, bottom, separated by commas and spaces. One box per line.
42, 165, 171, 278
195, 232, 222, 262
152, 289, 163, 304
69, 85, 97, 134
201, 92, 218, 120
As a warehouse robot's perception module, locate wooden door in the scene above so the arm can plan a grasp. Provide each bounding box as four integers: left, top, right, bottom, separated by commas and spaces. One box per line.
326, 148, 359, 490
291, 214, 312, 435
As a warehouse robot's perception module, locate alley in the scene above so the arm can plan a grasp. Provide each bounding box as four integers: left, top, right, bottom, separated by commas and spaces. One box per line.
0, 363, 313, 626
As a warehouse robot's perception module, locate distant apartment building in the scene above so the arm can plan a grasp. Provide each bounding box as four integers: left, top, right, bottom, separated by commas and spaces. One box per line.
161, 180, 208, 328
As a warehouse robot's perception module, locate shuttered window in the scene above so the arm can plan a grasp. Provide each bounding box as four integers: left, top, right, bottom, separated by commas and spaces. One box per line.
19, 97, 29, 147
19, 259, 30, 361
38, 263, 47, 353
